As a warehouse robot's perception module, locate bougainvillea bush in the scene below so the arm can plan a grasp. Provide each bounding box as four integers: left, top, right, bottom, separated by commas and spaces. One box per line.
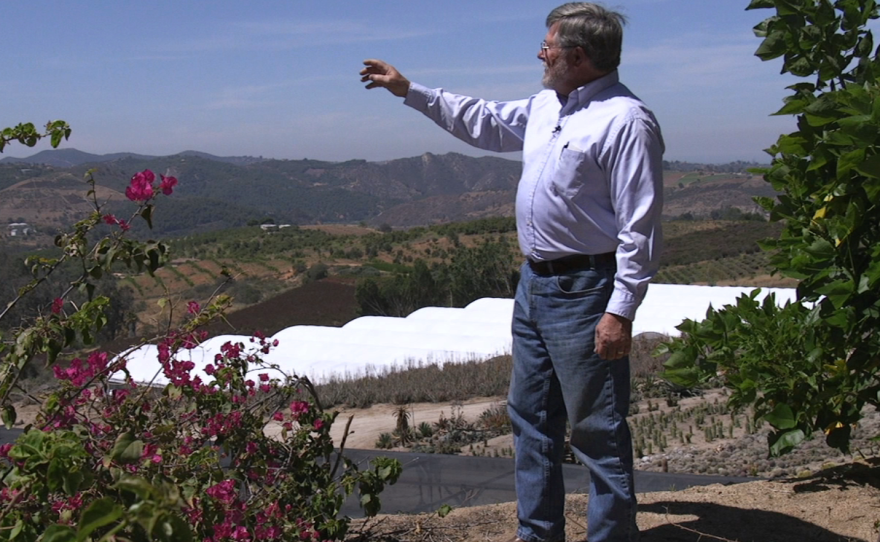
0, 126, 400, 542
2, 328, 399, 542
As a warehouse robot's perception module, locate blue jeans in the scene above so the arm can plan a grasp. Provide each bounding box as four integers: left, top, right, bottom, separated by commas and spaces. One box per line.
508, 261, 638, 542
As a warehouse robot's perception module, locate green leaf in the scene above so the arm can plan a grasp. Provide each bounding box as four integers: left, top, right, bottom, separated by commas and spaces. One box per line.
109, 432, 144, 463
10, 519, 23, 540
76, 498, 123, 542
803, 238, 835, 259
63, 470, 84, 496
774, 0, 802, 16
838, 148, 866, 178
663, 348, 694, 370
746, 0, 774, 9
764, 403, 797, 429
755, 29, 787, 60
141, 204, 154, 229
151, 514, 193, 542
769, 428, 805, 456
48, 457, 65, 492
113, 476, 155, 500
815, 279, 855, 309
41, 525, 77, 542
661, 367, 701, 388
856, 154, 880, 179
773, 97, 809, 116
2, 404, 16, 430
437, 504, 453, 518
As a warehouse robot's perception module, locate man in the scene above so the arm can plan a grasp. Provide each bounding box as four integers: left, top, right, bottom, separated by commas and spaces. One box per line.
360, 3, 662, 541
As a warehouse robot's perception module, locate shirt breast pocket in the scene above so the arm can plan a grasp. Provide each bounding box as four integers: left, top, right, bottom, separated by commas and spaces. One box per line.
552, 145, 599, 199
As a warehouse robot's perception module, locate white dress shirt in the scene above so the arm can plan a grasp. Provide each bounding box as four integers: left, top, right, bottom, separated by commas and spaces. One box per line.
404, 70, 664, 321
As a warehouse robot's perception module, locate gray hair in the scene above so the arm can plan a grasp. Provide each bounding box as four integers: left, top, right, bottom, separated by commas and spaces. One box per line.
546, 3, 626, 73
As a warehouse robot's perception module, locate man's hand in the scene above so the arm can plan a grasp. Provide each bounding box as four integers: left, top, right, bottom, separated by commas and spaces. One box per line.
360, 59, 411, 98
595, 312, 632, 360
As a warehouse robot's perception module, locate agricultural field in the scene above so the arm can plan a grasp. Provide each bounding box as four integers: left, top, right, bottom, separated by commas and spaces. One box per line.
305, 338, 879, 481
97, 216, 791, 337
674, 172, 750, 187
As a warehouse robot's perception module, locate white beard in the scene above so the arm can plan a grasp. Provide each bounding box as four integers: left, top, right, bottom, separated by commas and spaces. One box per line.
542, 58, 568, 91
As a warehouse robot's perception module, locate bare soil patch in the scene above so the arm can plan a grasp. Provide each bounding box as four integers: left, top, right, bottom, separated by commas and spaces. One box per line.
331, 396, 880, 541
12, 392, 879, 541
204, 277, 358, 336
351, 471, 880, 541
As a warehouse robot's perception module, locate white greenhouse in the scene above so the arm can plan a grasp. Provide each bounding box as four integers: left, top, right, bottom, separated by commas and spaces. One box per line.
111, 284, 798, 386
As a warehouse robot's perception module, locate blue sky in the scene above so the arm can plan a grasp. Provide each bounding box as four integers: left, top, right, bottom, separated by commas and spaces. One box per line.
2, 1, 802, 164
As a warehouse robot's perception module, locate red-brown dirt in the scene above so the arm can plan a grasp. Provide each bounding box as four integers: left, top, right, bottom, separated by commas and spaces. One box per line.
204, 277, 359, 336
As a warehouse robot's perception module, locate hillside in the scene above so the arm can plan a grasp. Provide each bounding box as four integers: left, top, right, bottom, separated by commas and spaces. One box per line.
0, 150, 769, 238
76, 217, 784, 343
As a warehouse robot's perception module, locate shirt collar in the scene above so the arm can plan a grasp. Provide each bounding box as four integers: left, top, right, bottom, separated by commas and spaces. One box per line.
557, 70, 619, 115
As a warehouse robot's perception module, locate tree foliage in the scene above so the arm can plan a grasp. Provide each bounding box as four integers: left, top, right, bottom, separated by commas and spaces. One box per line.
355, 238, 519, 317
660, 0, 880, 456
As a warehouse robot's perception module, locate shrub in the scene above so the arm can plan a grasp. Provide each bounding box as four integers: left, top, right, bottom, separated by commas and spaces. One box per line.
662, 0, 880, 456
0, 132, 401, 541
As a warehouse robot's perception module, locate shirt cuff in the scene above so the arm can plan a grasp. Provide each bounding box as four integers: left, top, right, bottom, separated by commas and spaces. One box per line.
605, 286, 638, 322
403, 82, 430, 111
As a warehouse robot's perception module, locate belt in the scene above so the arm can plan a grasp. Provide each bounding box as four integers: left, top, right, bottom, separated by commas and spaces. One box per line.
527, 252, 616, 276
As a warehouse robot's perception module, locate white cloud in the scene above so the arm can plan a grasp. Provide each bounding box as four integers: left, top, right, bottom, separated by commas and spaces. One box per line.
624, 32, 782, 93
153, 19, 436, 55
205, 84, 283, 110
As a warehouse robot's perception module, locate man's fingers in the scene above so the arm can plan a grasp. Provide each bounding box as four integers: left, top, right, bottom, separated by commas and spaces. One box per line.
362, 59, 389, 74
360, 58, 409, 97
360, 59, 390, 89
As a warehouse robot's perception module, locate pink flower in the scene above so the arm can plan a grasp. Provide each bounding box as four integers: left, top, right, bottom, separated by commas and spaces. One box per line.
272, 411, 284, 422
205, 364, 215, 375
290, 401, 310, 419
51, 298, 64, 315
125, 170, 155, 202
102, 214, 119, 225
187, 301, 200, 315
0, 444, 12, 458
313, 419, 324, 431
182, 333, 198, 349
159, 174, 178, 195
231, 526, 250, 541
119, 219, 131, 231
258, 373, 269, 382
206, 479, 237, 505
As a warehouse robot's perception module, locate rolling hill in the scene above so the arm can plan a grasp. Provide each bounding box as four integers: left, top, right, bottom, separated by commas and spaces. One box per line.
0, 149, 770, 239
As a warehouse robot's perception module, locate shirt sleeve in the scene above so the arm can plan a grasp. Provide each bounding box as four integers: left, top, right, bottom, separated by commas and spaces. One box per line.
404, 82, 530, 153
602, 113, 664, 321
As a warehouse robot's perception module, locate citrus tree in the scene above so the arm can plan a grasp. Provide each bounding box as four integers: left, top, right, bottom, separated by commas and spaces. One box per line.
660, 0, 880, 456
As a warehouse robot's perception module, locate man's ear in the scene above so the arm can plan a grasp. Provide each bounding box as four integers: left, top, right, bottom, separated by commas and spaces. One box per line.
571, 46, 588, 66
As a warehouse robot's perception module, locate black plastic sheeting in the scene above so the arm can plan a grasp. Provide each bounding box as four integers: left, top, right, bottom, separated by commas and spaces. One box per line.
0, 429, 756, 519
340, 449, 755, 518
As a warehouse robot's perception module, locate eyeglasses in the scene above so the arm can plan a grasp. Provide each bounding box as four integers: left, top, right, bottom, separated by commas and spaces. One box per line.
540, 40, 572, 54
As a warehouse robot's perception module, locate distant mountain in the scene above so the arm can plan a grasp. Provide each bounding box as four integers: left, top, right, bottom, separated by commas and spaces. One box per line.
0, 149, 773, 236
0, 151, 522, 232
176, 150, 266, 166
0, 148, 265, 168
0, 149, 156, 168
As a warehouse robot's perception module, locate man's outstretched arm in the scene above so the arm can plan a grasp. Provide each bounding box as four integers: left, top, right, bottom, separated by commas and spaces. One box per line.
360, 59, 411, 98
